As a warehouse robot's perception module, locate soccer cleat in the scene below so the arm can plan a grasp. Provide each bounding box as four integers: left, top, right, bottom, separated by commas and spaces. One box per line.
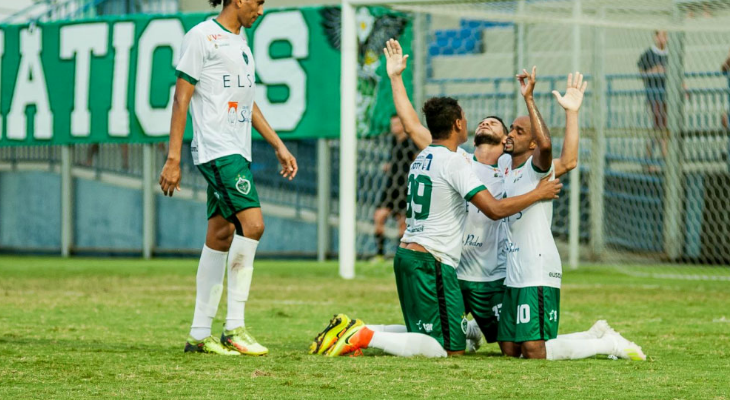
608, 332, 646, 361
588, 320, 616, 339
184, 336, 240, 355
325, 319, 367, 357
309, 314, 352, 355
221, 326, 269, 356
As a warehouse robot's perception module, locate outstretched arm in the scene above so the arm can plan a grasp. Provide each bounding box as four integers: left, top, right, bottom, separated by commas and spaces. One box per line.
384, 39, 431, 150
470, 177, 562, 220
552, 72, 588, 178
252, 103, 298, 180
518, 67, 552, 171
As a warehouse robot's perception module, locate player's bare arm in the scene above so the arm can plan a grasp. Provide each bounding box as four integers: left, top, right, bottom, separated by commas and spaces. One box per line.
552, 72, 588, 178
518, 66, 552, 171
252, 102, 298, 180
384, 38, 432, 150
159, 77, 195, 197
470, 176, 562, 220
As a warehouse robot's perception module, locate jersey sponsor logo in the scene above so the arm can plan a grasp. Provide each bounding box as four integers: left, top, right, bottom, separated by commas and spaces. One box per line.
416, 320, 433, 333
549, 272, 562, 279
410, 153, 433, 171
226, 102, 252, 125
235, 176, 251, 195
406, 225, 424, 233
505, 242, 520, 253
206, 33, 228, 42
463, 234, 483, 248
223, 74, 254, 88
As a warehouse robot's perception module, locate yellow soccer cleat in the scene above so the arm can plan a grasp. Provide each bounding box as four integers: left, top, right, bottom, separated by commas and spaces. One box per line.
325, 319, 368, 357
221, 326, 269, 356
184, 336, 240, 356
309, 314, 351, 355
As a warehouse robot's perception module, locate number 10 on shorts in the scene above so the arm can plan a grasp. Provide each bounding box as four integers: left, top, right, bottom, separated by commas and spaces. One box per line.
516, 304, 530, 324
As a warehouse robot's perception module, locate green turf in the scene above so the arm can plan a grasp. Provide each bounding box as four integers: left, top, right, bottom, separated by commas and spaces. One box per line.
0, 256, 728, 399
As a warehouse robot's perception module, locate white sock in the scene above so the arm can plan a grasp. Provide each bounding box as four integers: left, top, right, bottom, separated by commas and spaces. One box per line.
546, 336, 615, 360
189, 245, 227, 340
557, 330, 593, 340
225, 235, 259, 331
366, 324, 408, 333
368, 331, 447, 358
466, 319, 482, 342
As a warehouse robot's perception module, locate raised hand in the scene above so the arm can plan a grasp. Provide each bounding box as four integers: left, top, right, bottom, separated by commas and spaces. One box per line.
275, 145, 298, 180
552, 72, 588, 112
517, 66, 537, 98
384, 38, 409, 78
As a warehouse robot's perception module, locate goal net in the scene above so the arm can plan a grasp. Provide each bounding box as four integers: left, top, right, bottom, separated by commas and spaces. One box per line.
350, 0, 730, 280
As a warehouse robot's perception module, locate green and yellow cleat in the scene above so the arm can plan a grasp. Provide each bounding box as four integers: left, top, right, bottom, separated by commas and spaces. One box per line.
184, 336, 240, 355
221, 326, 269, 356
325, 319, 366, 357
309, 314, 351, 355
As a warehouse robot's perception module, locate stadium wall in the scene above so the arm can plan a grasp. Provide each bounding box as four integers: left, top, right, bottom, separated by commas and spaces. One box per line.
0, 171, 336, 257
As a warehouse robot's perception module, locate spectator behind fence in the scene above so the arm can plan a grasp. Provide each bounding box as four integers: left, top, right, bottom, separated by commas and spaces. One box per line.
637, 30, 668, 166
722, 49, 730, 130
371, 114, 419, 263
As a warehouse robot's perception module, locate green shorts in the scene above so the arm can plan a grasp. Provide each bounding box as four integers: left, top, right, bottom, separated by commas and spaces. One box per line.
393, 247, 467, 352
196, 154, 260, 220
497, 286, 560, 343
459, 279, 505, 343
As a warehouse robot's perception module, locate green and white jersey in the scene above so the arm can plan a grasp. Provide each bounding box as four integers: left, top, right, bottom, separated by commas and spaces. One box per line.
175, 20, 256, 165
401, 145, 487, 268
457, 152, 508, 282
499, 154, 562, 289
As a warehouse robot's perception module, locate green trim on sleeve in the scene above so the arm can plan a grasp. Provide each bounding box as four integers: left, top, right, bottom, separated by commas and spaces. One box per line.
531, 160, 552, 173
176, 70, 198, 85
464, 185, 487, 201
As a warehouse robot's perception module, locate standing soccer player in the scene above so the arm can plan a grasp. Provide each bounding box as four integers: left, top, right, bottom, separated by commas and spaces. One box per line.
159, 0, 298, 355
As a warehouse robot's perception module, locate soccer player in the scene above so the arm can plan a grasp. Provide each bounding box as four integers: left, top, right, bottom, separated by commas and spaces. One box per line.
159, 0, 298, 355
311, 90, 563, 358
497, 67, 645, 361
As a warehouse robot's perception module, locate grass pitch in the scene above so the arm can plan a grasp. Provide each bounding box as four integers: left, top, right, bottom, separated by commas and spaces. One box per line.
0, 256, 728, 399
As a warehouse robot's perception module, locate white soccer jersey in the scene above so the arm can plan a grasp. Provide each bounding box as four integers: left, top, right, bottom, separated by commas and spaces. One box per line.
500, 154, 562, 289
457, 153, 507, 282
175, 20, 256, 165
401, 145, 486, 268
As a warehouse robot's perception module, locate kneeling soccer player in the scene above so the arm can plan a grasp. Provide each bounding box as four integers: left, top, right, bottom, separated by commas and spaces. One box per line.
309, 95, 561, 358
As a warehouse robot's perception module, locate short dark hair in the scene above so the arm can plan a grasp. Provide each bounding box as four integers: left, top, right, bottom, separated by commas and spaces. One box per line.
482, 115, 509, 136
422, 97, 462, 140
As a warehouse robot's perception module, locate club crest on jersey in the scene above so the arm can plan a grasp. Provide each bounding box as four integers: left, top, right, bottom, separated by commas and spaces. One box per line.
235, 176, 251, 195
242, 50, 249, 64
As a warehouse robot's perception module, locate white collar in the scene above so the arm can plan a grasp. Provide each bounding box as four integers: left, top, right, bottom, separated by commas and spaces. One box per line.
651, 45, 668, 56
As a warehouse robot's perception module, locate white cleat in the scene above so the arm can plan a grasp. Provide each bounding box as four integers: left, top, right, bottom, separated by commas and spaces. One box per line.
608, 332, 646, 361
588, 320, 615, 339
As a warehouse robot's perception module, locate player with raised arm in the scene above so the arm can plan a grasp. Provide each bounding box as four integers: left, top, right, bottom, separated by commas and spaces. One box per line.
309, 73, 562, 358
159, 0, 298, 356
382, 38, 644, 360
497, 68, 646, 361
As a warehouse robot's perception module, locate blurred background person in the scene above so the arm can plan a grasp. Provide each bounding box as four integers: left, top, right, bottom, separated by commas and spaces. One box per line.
371, 114, 418, 263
